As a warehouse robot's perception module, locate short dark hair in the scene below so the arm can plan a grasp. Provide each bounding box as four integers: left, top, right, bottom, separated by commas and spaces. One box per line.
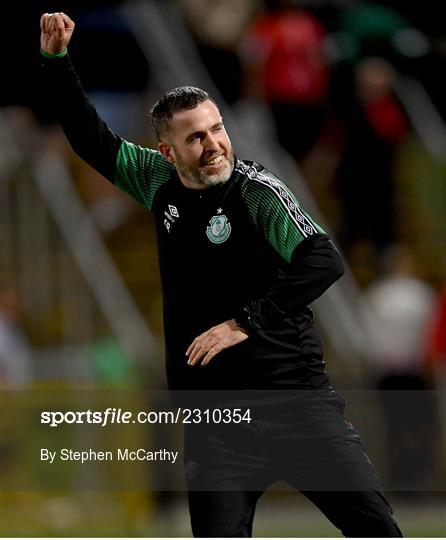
150, 86, 217, 141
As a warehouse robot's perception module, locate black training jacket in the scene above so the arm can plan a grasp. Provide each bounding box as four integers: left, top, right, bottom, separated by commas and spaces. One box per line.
40, 52, 345, 391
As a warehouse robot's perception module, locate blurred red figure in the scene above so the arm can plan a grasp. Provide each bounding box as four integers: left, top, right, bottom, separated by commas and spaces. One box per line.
242, 0, 329, 160
426, 286, 446, 374
427, 286, 446, 364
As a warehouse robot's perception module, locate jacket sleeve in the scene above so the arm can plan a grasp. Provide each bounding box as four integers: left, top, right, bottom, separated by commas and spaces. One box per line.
40, 51, 122, 182
235, 173, 345, 331
39, 51, 173, 210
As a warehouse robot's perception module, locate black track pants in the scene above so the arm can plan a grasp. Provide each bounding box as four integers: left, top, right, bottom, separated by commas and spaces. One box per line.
188, 489, 402, 537
184, 390, 402, 537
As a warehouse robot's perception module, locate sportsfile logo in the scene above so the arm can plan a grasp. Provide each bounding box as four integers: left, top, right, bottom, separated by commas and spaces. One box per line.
40, 407, 252, 427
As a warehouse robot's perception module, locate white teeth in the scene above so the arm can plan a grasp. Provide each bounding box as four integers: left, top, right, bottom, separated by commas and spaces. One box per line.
205, 156, 222, 166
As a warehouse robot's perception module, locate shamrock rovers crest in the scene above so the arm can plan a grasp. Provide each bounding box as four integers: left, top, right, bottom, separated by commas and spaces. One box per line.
206, 214, 232, 244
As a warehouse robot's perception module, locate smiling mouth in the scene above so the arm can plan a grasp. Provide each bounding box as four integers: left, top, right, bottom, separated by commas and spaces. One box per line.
202, 155, 224, 167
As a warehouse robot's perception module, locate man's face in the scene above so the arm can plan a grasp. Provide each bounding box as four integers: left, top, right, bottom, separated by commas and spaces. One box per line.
159, 100, 234, 188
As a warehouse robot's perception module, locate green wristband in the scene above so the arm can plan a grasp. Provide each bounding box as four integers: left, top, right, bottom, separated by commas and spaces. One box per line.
40, 48, 68, 59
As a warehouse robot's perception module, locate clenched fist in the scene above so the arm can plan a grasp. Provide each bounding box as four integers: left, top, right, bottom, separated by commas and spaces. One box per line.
40, 12, 75, 55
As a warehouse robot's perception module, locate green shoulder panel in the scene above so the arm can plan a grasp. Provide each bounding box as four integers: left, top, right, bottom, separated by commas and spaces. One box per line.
240, 166, 325, 263
114, 141, 174, 210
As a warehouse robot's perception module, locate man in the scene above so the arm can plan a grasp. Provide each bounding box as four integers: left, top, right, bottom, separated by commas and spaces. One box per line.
40, 12, 402, 537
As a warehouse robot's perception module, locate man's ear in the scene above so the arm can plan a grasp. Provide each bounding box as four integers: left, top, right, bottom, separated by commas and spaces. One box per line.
158, 142, 175, 165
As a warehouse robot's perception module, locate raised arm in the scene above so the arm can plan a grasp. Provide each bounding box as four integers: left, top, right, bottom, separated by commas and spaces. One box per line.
39, 12, 123, 181
39, 12, 173, 209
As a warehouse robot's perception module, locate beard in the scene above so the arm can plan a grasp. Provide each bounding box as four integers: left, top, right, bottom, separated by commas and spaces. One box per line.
175, 152, 234, 187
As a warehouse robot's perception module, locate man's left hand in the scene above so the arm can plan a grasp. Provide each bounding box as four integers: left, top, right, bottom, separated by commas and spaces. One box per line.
186, 319, 249, 366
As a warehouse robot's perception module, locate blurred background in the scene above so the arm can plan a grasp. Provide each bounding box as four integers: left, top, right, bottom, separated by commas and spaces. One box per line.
1, 0, 445, 536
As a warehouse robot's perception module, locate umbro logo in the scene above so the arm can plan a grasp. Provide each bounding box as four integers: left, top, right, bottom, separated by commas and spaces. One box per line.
168, 205, 179, 218
164, 205, 180, 233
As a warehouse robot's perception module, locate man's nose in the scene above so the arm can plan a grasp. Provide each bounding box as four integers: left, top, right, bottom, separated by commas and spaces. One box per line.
204, 132, 219, 151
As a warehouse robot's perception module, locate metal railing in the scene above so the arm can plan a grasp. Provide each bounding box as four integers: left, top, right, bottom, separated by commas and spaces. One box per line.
395, 76, 446, 164
2, 111, 157, 367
